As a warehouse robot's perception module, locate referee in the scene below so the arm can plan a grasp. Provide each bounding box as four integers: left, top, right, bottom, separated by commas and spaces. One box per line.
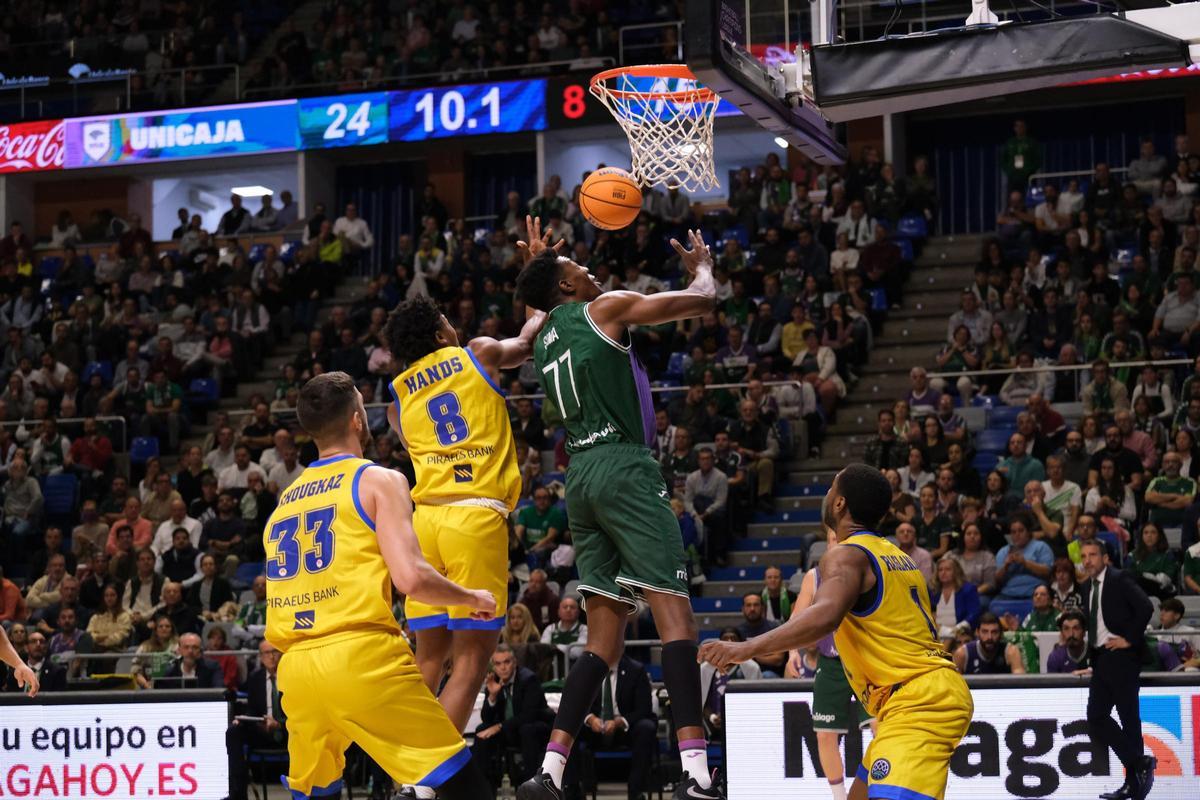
1079, 539, 1155, 800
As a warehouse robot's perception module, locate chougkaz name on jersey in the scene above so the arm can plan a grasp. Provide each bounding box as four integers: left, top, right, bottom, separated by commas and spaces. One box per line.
279, 474, 344, 505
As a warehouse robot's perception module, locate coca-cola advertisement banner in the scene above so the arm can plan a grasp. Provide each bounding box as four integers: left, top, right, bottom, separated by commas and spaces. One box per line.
0, 119, 65, 173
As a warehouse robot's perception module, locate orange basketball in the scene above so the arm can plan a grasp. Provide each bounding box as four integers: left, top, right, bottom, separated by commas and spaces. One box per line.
579, 167, 642, 230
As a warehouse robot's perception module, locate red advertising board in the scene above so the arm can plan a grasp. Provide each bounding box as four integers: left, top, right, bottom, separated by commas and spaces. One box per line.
0, 119, 65, 173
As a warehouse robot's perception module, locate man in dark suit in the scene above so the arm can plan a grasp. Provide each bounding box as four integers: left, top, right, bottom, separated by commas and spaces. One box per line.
3, 631, 66, 692
472, 643, 551, 790
226, 641, 286, 800
1080, 539, 1155, 800
565, 655, 658, 800
159, 632, 224, 688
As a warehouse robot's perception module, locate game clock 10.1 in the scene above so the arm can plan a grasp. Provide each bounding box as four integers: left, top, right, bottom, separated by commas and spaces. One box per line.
388, 80, 547, 141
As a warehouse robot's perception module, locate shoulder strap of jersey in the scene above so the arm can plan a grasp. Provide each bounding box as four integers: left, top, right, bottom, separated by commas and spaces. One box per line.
350, 460, 383, 532
462, 344, 505, 397
582, 302, 630, 352
842, 537, 884, 617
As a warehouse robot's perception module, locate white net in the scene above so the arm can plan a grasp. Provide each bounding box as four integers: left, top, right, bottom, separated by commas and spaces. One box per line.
590, 68, 720, 192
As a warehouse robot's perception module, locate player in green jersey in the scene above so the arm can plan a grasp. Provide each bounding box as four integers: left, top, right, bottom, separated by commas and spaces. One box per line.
515, 229, 723, 800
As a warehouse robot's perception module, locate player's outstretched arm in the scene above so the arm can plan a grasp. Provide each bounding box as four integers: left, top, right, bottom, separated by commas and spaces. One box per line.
467, 214, 556, 371
469, 303, 548, 371
784, 567, 818, 677
589, 229, 717, 328
0, 626, 37, 696
364, 466, 497, 619
699, 546, 870, 671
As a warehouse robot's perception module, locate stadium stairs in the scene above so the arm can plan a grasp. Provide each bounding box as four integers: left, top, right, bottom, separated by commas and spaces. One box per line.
693, 234, 986, 634
175, 276, 372, 459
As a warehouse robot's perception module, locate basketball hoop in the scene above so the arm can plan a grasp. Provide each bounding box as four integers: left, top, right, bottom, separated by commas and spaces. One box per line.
589, 64, 721, 192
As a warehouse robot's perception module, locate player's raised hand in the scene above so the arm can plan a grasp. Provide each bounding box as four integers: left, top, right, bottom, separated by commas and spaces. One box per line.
467, 589, 498, 621
13, 663, 38, 697
698, 637, 750, 673
516, 214, 566, 265
669, 229, 713, 276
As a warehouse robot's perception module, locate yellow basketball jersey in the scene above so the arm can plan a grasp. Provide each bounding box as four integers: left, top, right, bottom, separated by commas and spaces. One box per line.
834, 532, 956, 717
264, 454, 400, 652
389, 345, 520, 510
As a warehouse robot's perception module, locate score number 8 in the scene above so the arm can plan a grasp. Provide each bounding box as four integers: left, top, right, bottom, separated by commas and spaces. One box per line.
562, 84, 587, 120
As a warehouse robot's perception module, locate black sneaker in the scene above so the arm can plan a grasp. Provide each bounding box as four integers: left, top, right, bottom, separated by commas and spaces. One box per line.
517, 771, 564, 800
673, 774, 724, 799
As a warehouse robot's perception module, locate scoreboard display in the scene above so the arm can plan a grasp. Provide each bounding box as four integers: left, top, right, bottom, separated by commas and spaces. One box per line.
54, 74, 714, 169
388, 79, 546, 141
297, 92, 389, 149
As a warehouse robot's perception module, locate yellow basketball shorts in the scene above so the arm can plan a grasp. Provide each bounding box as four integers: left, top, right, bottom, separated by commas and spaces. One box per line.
405, 504, 509, 631
853, 667, 973, 800
277, 631, 469, 797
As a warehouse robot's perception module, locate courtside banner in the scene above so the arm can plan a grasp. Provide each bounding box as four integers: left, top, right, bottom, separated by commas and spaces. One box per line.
724, 676, 1200, 800
64, 99, 297, 168
0, 691, 229, 799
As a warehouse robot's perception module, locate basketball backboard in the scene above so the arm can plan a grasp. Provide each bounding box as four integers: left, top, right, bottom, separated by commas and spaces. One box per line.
685, 0, 1197, 165
685, 0, 845, 165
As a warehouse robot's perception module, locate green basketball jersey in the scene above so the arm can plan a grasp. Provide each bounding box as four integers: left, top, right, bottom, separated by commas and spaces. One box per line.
532, 302, 656, 455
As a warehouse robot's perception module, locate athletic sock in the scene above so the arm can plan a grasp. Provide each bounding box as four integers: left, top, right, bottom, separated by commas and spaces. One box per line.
828, 776, 847, 800
660, 640, 704, 731
679, 740, 711, 789
539, 742, 570, 788
551, 650, 611, 735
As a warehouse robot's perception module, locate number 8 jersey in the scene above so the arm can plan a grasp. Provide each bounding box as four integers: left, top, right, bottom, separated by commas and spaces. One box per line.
389, 346, 521, 511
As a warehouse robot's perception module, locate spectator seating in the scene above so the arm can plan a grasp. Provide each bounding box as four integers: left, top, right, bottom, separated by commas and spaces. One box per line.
130, 437, 160, 464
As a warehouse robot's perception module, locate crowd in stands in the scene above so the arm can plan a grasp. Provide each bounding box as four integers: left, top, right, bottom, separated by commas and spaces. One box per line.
859, 122, 1200, 676
0, 1, 692, 119
0, 133, 932, 794
1, 1, 287, 110
246, 0, 680, 95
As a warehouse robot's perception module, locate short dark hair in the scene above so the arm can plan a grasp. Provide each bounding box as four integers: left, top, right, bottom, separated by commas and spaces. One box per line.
719, 627, 745, 641
297, 372, 358, 441
1161, 597, 1185, 616
836, 463, 892, 528
1058, 610, 1086, 630
384, 294, 443, 366
516, 251, 564, 311
977, 611, 1001, 629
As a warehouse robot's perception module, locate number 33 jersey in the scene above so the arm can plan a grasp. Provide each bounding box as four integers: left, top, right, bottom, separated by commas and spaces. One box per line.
264, 455, 400, 652
389, 345, 521, 510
